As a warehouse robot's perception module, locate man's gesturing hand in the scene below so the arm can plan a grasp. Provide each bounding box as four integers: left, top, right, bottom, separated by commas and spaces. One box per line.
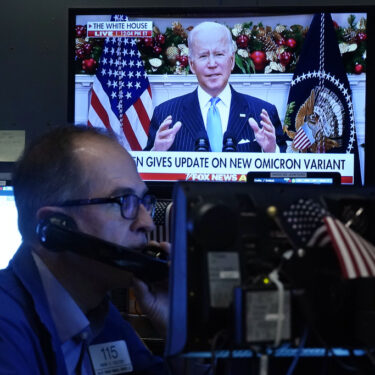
248, 109, 277, 153
151, 115, 182, 151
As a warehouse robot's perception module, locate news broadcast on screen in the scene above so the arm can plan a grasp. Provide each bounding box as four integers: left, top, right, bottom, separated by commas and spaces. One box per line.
71, 10, 367, 185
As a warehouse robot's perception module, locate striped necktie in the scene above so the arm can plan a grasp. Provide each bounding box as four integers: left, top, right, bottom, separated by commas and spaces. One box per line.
206, 97, 223, 152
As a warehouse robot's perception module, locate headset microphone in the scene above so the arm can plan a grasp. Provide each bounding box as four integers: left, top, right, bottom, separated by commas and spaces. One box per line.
36, 213, 169, 283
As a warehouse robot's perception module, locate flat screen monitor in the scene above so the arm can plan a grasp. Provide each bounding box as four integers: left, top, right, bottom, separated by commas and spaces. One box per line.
0, 184, 22, 269
69, 7, 374, 187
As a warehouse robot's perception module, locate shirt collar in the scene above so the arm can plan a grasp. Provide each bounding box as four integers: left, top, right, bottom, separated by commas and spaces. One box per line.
197, 83, 232, 108
32, 252, 90, 343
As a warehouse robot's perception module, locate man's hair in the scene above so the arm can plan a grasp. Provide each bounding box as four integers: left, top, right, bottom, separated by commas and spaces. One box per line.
188, 21, 234, 59
12, 125, 120, 241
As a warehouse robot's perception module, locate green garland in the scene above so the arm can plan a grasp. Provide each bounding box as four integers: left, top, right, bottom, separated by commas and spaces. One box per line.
74, 15, 366, 75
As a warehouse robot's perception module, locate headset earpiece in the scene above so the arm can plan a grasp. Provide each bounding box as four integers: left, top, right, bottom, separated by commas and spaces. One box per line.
36, 213, 78, 246
35, 212, 168, 282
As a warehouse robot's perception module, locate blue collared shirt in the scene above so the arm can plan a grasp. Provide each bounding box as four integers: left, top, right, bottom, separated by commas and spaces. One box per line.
32, 252, 101, 374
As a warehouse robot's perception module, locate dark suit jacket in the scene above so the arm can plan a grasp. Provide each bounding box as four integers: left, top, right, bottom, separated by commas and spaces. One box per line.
145, 86, 287, 152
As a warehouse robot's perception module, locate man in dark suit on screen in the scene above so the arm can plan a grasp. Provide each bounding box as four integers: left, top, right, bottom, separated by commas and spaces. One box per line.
145, 21, 286, 153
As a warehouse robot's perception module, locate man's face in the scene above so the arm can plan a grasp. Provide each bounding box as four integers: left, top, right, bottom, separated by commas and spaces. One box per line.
35, 136, 155, 293
72, 137, 155, 251
189, 26, 235, 97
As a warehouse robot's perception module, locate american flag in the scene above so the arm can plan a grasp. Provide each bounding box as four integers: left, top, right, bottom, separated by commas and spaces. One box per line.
87, 15, 153, 150
281, 198, 375, 280
293, 123, 315, 151
324, 216, 375, 279
148, 200, 174, 243
283, 14, 360, 183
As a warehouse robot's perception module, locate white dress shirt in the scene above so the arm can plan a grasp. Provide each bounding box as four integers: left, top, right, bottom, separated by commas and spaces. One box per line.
196, 84, 279, 152
197, 84, 232, 134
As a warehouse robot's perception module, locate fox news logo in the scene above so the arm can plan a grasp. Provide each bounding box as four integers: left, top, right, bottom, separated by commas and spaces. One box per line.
186, 173, 246, 182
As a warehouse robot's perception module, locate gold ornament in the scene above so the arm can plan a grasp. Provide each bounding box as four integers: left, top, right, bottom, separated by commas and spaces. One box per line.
356, 17, 366, 31
260, 34, 278, 53
172, 21, 188, 39
166, 45, 180, 64
75, 38, 85, 49
343, 29, 357, 44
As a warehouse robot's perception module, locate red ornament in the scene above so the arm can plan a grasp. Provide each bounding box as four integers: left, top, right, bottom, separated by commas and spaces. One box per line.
354, 63, 363, 74
279, 51, 292, 66
250, 50, 267, 72
153, 45, 162, 55
142, 37, 153, 48
83, 42, 93, 55
276, 37, 286, 46
332, 21, 339, 29
236, 35, 249, 49
356, 32, 367, 42
82, 58, 97, 74
75, 48, 85, 59
75, 25, 86, 38
177, 55, 189, 67
286, 38, 297, 50
155, 34, 166, 45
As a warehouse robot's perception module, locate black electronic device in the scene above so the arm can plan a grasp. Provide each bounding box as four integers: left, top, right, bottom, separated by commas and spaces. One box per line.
36, 214, 169, 283
195, 131, 210, 152
247, 171, 341, 185
222, 131, 237, 152
166, 182, 375, 356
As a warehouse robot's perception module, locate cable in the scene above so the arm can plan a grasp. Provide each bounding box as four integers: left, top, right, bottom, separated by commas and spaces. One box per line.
210, 330, 228, 375
268, 269, 285, 347
311, 326, 358, 373
285, 327, 309, 375
365, 348, 375, 368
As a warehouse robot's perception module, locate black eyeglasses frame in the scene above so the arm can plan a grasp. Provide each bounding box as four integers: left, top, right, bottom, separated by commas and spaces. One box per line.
57, 193, 156, 220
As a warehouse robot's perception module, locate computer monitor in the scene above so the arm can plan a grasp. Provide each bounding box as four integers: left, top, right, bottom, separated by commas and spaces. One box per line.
0, 184, 22, 269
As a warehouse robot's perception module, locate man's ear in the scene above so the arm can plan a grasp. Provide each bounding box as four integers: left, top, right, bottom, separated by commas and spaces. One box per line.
189, 57, 195, 74
36, 206, 68, 223
230, 52, 235, 71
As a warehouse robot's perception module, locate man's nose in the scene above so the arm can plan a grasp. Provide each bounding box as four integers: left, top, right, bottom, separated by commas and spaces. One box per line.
131, 203, 155, 232
207, 54, 217, 67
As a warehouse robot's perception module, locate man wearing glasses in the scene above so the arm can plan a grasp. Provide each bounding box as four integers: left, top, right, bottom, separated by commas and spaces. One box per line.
0, 126, 169, 374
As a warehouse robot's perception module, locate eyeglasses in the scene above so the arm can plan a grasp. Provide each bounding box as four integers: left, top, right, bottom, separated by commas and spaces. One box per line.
57, 193, 156, 220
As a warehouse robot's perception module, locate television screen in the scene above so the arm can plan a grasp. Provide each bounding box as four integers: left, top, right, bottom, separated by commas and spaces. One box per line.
0, 185, 22, 269
69, 8, 371, 185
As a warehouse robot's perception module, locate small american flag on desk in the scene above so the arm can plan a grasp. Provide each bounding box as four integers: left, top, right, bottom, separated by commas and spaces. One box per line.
88, 15, 153, 150
282, 198, 375, 280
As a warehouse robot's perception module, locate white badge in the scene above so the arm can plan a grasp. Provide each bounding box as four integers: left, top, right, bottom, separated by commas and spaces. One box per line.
88, 340, 133, 374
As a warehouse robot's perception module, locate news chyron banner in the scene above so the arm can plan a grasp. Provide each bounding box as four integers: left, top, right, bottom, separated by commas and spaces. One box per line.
87, 20, 152, 38
131, 151, 354, 183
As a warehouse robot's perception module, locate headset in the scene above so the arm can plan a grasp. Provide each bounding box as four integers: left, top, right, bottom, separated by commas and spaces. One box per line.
36, 213, 169, 283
